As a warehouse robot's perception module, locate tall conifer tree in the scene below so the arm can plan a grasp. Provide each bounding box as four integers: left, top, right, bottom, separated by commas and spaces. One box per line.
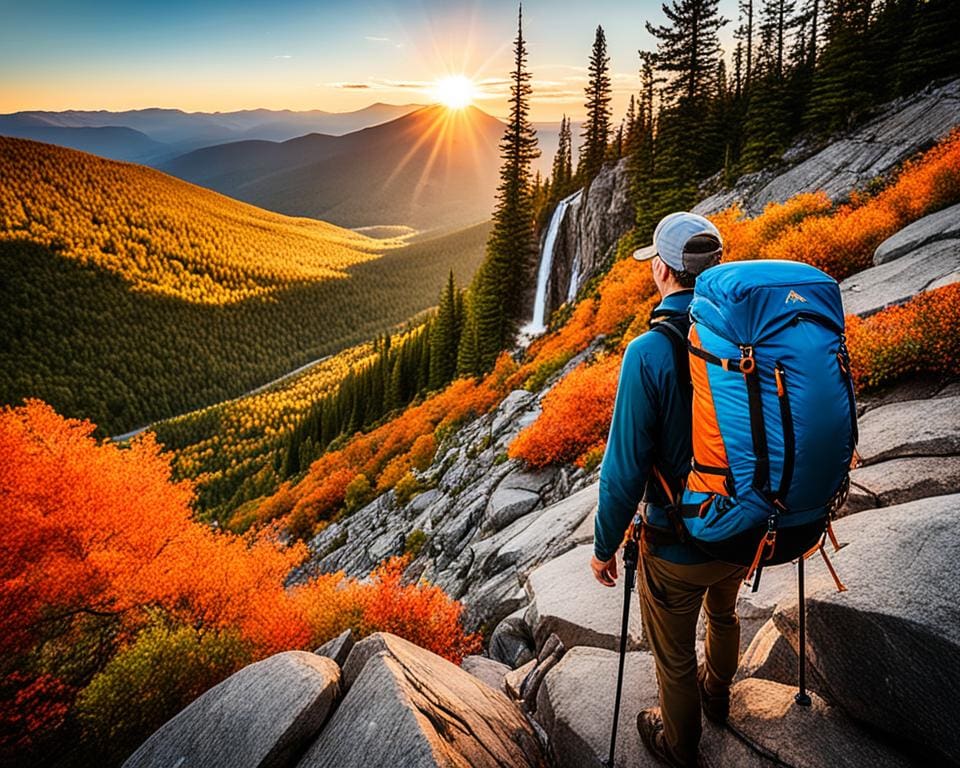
578, 25, 613, 182
428, 271, 461, 390
461, 3, 539, 371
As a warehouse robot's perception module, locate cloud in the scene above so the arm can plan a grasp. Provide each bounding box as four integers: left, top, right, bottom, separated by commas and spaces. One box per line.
273, 54, 293, 60
364, 35, 390, 42
330, 83, 372, 89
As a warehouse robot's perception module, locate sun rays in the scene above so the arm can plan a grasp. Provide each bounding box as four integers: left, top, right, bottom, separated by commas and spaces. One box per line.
431, 75, 478, 109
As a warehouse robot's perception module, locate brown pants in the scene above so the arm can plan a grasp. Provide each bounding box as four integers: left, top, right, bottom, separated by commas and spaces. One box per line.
637, 543, 746, 767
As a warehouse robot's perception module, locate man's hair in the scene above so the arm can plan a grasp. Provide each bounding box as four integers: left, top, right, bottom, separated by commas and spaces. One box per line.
668, 266, 699, 289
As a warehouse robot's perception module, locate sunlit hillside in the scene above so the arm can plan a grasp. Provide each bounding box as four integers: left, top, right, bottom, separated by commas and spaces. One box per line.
0, 136, 394, 304
0, 138, 489, 434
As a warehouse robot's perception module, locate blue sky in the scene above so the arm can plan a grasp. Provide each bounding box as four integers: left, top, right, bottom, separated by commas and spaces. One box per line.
0, 0, 740, 120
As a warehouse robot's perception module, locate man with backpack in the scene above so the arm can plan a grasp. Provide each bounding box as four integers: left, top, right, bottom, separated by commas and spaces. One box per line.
591, 211, 733, 768
591, 211, 857, 768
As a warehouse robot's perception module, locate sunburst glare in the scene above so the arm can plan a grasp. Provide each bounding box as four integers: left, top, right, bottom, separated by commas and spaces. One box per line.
432, 75, 477, 109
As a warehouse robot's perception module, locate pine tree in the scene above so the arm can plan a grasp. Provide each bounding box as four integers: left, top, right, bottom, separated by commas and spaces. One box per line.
804, 0, 875, 131
429, 271, 460, 390
460, 3, 539, 371
551, 115, 574, 197
647, 0, 728, 112
736, 0, 757, 90
385, 355, 403, 413
740, 0, 797, 171
578, 25, 613, 183
623, 95, 639, 154
643, 0, 728, 216
456, 296, 481, 376
629, 51, 661, 231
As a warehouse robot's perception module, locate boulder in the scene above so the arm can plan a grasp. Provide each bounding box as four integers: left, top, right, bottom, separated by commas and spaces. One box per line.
123, 651, 340, 768
489, 611, 536, 669
298, 633, 546, 768
518, 633, 566, 713
700, 679, 915, 768
737, 620, 798, 685
461, 655, 511, 692
840, 238, 959, 317
847, 455, 960, 512
857, 395, 960, 465
504, 659, 537, 700
569, 507, 596, 546
736, 620, 829, 699
535, 646, 660, 768
874, 202, 960, 264
524, 544, 643, 653
499, 466, 559, 495
773, 494, 960, 764
485, 486, 541, 533
314, 628, 354, 668
492, 483, 599, 572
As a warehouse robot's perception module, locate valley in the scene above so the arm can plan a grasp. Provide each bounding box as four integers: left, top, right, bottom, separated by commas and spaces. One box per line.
0, 138, 489, 435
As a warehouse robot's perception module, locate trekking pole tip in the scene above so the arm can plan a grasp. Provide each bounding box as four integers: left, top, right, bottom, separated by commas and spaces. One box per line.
794, 692, 811, 707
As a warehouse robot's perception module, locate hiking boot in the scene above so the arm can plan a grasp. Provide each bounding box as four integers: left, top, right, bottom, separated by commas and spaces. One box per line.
697, 663, 730, 724
636, 708, 688, 768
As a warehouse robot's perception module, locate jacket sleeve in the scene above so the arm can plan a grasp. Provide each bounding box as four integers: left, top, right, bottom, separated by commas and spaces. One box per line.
594, 336, 660, 561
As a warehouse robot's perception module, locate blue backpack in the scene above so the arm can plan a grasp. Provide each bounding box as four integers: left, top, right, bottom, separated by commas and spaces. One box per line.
651, 260, 858, 584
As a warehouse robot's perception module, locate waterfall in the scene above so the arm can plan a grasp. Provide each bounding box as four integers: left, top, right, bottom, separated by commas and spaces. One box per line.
522, 189, 583, 336
566, 238, 582, 303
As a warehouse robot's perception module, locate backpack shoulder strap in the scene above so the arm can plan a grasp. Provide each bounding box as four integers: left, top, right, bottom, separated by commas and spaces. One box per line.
645, 311, 693, 527
648, 312, 692, 403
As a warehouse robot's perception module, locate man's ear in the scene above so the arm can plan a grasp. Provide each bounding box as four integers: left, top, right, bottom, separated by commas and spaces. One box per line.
651, 256, 668, 282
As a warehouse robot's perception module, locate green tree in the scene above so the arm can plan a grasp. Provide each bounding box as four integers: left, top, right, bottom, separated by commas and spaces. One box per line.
462, 3, 539, 371
646, 0, 728, 179
804, 0, 874, 131
551, 115, 574, 197
428, 271, 461, 390
578, 25, 613, 182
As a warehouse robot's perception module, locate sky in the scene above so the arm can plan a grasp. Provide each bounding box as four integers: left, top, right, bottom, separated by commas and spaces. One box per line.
0, 0, 739, 122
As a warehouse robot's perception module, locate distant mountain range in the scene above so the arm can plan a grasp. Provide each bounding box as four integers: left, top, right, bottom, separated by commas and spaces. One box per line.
0, 103, 423, 163
160, 104, 505, 230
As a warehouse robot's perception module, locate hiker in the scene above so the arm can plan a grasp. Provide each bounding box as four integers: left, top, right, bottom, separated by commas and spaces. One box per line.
590, 211, 734, 768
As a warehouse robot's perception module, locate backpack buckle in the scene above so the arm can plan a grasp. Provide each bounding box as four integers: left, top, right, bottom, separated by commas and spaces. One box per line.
739, 345, 756, 375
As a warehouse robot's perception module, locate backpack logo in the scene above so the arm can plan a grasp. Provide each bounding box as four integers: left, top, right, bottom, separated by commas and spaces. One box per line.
785, 290, 808, 304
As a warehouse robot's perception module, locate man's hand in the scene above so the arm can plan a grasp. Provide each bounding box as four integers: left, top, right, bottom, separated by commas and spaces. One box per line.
591, 553, 619, 587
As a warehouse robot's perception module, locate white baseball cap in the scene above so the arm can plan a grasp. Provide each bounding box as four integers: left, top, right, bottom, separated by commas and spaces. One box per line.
633, 211, 723, 274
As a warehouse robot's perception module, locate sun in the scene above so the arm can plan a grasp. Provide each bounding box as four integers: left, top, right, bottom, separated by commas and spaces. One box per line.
432, 76, 477, 110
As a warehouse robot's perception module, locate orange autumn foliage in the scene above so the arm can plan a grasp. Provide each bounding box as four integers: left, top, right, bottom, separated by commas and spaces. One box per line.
846, 283, 960, 390
2, 401, 479, 761
508, 355, 622, 467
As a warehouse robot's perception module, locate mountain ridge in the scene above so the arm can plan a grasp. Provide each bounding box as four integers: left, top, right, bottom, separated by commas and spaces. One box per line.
160, 104, 505, 229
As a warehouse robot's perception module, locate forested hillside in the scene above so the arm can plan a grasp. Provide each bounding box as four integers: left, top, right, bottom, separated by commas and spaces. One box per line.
0, 139, 488, 434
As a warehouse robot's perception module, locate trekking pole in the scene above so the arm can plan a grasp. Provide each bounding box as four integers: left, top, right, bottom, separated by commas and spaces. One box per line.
795, 556, 811, 706
606, 535, 639, 768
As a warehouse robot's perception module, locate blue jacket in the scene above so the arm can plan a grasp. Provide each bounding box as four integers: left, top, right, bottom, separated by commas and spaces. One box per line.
594, 290, 709, 565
